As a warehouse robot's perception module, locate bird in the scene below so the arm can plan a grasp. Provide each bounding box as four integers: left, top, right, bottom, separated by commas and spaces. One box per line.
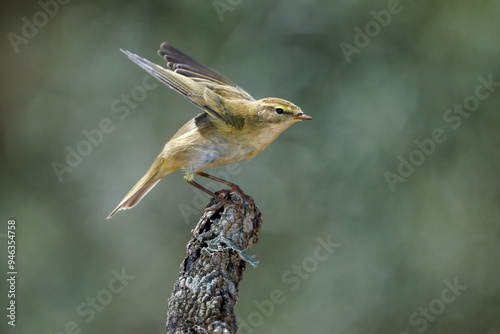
107, 43, 312, 218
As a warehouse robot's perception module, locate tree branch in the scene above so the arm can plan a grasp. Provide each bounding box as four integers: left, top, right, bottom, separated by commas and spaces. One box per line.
166, 189, 262, 334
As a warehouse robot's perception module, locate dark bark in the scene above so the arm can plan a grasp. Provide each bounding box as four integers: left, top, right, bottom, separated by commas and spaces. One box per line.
166, 189, 262, 334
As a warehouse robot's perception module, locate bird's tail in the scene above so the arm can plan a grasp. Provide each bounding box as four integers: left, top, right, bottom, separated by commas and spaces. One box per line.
107, 156, 174, 219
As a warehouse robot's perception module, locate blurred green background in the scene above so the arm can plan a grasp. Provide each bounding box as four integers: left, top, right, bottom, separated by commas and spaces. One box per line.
1, 0, 499, 333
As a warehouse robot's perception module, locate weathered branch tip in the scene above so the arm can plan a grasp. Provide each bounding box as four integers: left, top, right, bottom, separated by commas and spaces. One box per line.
167, 189, 262, 334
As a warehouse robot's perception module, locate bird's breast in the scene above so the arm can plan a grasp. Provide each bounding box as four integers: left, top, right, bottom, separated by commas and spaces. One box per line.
165, 120, 286, 173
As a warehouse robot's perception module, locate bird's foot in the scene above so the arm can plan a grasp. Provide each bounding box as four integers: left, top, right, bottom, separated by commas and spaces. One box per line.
196, 172, 244, 195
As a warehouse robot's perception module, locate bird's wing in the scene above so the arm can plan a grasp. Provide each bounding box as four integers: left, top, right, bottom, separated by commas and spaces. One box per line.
158, 43, 254, 101
120, 49, 246, 129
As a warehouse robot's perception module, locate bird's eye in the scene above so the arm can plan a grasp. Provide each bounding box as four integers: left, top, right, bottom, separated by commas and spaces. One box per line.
275, 108, 284, 114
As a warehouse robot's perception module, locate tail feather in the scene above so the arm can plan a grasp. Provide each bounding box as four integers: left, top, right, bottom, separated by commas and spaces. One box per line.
107, 178, 160, 219
107, 156, 174, 219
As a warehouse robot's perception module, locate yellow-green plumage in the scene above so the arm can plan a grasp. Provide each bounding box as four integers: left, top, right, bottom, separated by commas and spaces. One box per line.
108, 43, 312, 218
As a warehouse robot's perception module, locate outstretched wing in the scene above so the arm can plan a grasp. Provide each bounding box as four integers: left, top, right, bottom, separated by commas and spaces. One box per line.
158, 43, 254, 101
121, 49, 202, 99
120, 48, 247, 129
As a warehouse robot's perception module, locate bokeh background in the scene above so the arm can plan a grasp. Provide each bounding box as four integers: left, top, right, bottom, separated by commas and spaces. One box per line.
1, 0, 499, 333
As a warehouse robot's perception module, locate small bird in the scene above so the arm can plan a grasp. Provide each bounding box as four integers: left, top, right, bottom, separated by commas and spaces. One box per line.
107, 43, 312, 218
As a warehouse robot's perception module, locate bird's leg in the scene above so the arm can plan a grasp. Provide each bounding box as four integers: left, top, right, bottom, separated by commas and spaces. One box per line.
197, 172, 243, 193
186, 179, 232, 205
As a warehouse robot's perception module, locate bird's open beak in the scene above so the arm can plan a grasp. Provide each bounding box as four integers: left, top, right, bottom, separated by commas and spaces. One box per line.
294, 113, 313, 120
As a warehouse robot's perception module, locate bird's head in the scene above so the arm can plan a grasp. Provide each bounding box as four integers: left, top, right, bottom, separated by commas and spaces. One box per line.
253, 98, 313, 125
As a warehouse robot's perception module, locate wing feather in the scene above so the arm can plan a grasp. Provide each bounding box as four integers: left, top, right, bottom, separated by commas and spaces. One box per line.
158, 43, 254, 101
120, 44, 252, 128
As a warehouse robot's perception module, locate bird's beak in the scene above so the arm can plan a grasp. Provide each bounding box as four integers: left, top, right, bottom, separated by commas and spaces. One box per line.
294, 113, 313, 120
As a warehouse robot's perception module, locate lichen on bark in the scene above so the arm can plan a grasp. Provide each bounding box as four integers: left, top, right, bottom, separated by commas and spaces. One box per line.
166, 189, 262, 334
